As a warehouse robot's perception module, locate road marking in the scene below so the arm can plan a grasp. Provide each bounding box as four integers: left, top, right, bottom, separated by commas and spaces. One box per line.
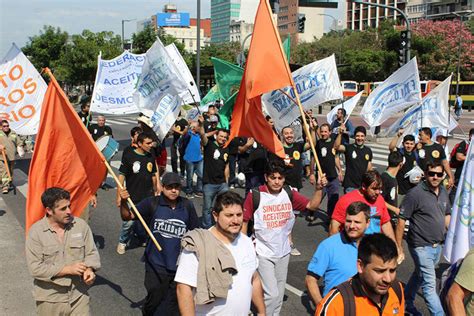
106, 119, 128, 126
285, 283, 304, 297
368, 143, 389, 150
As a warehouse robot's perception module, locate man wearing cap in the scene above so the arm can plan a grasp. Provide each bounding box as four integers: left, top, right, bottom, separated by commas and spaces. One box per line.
119, 172, 199, 316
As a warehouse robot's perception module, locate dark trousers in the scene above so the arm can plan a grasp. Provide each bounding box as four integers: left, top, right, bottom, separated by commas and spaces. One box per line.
323, 178, 340, 218
170, 141, 185, 176
228, 154, 238, 185
143, 267, 179, 316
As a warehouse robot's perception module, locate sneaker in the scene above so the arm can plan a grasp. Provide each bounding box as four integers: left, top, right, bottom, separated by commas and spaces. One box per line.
186, 193, 194, 199
306, 215, 315, 223
2, 187, 8, 194
194, 192, 203, 198
230, 185, 235, 189
116, 243, 126, 255
290, 245, 301, 256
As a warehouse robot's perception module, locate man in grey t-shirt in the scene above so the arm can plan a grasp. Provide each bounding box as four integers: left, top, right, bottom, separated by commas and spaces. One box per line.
395, 161, 451, 316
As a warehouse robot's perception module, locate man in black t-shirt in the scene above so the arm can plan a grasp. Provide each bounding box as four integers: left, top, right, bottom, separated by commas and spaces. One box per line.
336, 126, 373, 193
171, 115, 188, 177
77, 100, 92, 127
388, 130, 418, 200
88, 115, 113, 141
417, 127, 453, 189
116, 133, 158, 254
236, 137, 267, 194
199, 116, 229, 229
381, 151, 403, 227
310, 123, 342, 219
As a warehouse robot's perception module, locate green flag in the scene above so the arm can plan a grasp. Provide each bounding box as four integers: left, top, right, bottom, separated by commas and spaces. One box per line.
217, 91, 238, 129
200, 84, 222, 105
211, 57, 243, 101
283, 36, 290, 62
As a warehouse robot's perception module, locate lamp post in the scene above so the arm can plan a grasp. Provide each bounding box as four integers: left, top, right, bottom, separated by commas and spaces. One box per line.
237, 33, 253, 67
122, 19, 135, 50
453, 10, 472, 111
318, 13, 343, 65
351, 0, 411, 62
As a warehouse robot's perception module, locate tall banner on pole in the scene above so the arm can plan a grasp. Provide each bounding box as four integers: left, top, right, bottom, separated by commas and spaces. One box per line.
360, 57, 422, 128
0, 43, 47, 135
90, 51, 145, 114
327, 91, 363, 125
444, 135, 474, 264
263, 54, 342, 135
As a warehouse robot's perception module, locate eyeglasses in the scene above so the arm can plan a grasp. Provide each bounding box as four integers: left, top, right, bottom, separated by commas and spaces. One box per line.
427, 171, 444, 178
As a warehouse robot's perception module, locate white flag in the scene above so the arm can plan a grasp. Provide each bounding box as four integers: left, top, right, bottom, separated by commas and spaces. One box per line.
149, 94, 182, 141
361, 58, 422, 127
165, 43, 201, 104
0, 43, 47, 135
383, 75, 451, 138
133, 38, 187, 112
444, 135, 474, 264
91, 51, 145, 115
327, 91, 363, 125
263, 54, 343, 135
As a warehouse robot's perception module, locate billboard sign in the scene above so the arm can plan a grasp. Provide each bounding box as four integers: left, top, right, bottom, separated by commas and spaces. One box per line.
157, 13, 190, 27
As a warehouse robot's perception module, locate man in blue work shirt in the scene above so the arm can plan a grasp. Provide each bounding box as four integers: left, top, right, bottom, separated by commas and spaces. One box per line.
305, 201, 371, 307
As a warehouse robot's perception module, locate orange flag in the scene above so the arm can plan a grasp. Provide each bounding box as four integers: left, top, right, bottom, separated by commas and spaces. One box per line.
25, 69, 106, 232
228, 0, 294, 158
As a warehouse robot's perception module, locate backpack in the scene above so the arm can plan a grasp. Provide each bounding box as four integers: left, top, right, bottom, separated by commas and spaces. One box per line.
439, 259, 464, 313
449, 141, 468, 168
178, 132, 191, 154
336, 279, 403, 316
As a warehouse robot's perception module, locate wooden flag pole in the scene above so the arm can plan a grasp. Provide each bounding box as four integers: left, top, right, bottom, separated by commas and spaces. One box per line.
1, 149, 12, 181
103, 159, 162, 252
277, 88, 323, 176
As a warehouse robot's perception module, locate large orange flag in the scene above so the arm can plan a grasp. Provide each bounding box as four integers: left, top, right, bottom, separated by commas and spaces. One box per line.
25, 69, 106, 232
228, 0, 294, 158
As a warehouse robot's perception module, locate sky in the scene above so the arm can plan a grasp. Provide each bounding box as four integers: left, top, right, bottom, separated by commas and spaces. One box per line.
0, 0, 211, 57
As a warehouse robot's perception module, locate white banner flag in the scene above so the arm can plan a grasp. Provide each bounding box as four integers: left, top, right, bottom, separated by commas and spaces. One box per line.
149, 94, 182, 141
383, 75, 451, 138
327, 91, 363, 125
91, 51, 145, 115
444, 135, 474, 264
0, 43, 47, 135
165, 43, 200, 104
361, 58, 422, 127
263, 54, 343, 135
133, 38, 187, 112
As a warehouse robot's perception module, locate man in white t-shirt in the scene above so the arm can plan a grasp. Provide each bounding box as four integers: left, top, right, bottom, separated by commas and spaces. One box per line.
242, 159, 327, 315
175, 191, 265, 315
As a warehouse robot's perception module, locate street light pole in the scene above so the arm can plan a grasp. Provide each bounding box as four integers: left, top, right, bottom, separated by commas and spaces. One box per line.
122, 19, 135, 50
453, 11, 472, 104
352, 0, 411, 61
318, 13, 342, 65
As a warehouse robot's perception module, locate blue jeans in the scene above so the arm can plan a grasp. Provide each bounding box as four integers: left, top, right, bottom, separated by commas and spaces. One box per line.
405, 245, 444, 316
202, 183, 228, 228
118, 220, 134, 244
185, 160, 203, 194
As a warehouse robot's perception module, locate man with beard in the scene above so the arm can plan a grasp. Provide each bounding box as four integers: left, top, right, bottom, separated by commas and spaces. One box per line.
306, 201, 371, 307
336, 126, 373, 193
330, 108, 354, 145
26, 188, 101, 315
316, 234, 404, 315
329, 170, 396, 247
417, 127, 453, 189
396, 161, 451, 316
175, 191, 265, 315
119, 172, 199, 316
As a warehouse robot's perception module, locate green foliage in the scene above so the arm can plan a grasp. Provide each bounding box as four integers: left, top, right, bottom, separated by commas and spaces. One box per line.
22, 25, 68, 70
195, 42, 241, 68
132, 26, 157, 54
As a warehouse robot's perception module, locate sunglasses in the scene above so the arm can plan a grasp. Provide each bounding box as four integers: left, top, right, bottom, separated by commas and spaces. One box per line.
2, 125, 9, 128
427, 171, 444, 178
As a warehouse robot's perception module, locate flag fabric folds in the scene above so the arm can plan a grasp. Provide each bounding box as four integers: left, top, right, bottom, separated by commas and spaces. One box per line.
283, 36, 291, 62
444, 135, 474, 264
327, 91, 363, 125
229, 0, 294, 158
25, 70, 106, 232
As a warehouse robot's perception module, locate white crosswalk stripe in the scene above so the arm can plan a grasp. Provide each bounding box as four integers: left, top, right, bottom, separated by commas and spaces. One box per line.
367, 142, 389, 167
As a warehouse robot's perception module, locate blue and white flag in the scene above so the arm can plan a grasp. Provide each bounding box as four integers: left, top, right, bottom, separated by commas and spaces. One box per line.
361, 58, 422, 127
149, 94, 182, 141
444, 135, 474, 264
165, 43, 201, 104
91, 51, 145, 115
262, 54, 343, 135
383, 75, 451, 138
133, 38, 188, 113
327, 91, 363, 125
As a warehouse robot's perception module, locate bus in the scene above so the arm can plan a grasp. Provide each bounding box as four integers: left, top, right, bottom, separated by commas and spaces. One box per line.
359, 82, 371, 97
420, 80, 441, 97
341, 81, 358, 98
450, 81, 474, 109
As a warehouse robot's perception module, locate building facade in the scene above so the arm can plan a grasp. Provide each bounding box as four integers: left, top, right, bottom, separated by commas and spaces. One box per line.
211, 0, 259, 43
347, 0, 406, 30
229, 20, 254, 48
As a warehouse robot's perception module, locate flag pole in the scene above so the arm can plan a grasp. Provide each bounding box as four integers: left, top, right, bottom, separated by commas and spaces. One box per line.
277, 88, 323, 175
103, 159, 162, 252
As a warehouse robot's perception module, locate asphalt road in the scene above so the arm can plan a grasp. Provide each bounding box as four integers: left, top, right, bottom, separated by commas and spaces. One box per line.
4, 112, 473, 315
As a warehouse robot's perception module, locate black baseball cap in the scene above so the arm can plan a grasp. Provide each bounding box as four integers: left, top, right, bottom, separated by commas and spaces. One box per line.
162, 173, 181, 186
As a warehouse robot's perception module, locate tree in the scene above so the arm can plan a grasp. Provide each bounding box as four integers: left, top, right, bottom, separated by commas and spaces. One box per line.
194, 42, 241, 68
22, 25, 68, 71
132, 25, 157, 54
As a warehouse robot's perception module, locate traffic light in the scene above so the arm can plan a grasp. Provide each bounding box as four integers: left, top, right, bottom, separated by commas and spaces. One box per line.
298, 14, 306, 33
398, 30, 409, 66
